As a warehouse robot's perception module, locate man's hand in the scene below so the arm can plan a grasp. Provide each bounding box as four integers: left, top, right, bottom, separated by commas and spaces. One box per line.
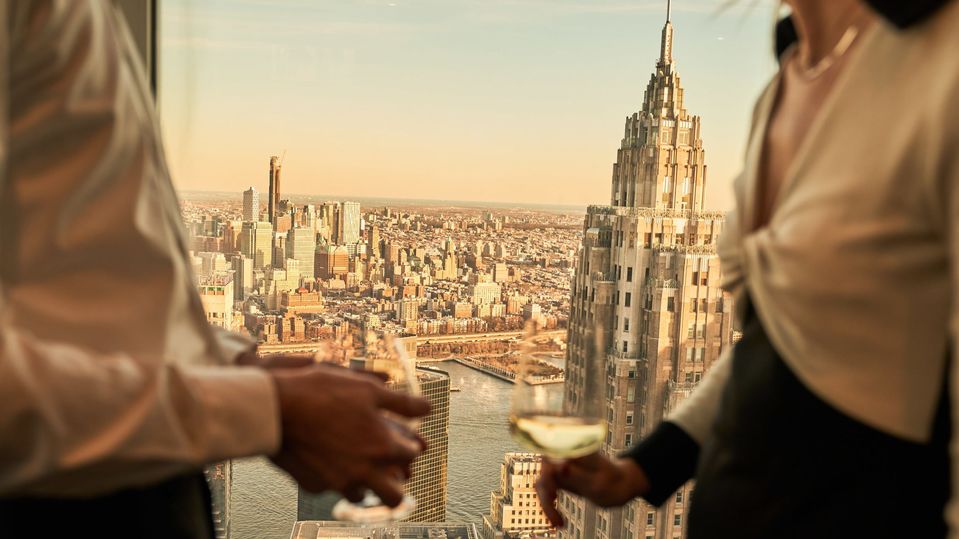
268, 365, 430, 506
535, 453, 650, 528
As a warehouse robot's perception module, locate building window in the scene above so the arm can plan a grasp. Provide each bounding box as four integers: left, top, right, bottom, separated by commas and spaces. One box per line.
674, 514, 682, 527
625, 292, 631, 307
667, 297, 674, 311
625, 433, 633, 446
624, 318, 630, 331
663, 176, 671, 192
687, 324, 695, 339
626, 412, 634, 425
647, 512, 655, 526
623, 340, 628, 353
627, 387, 636, 403
689, 300, 697, 313
627, 267, 633, 282
676, 490, 684, 503
690, 271, 699, 285
700, 298, 707, 311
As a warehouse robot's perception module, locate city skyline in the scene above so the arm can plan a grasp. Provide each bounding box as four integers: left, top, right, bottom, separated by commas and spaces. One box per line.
159, 0, 775, 209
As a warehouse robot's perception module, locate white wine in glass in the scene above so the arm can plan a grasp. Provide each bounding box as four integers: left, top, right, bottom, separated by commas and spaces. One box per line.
509, 320, 608, 459
331, 332, 420, 524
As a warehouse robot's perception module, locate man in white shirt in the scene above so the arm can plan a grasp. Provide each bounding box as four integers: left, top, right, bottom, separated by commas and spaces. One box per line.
0, 2, 428, 537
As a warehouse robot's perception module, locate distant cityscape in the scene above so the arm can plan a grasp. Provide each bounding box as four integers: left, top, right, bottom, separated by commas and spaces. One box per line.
184, 182, 577, 539
183, 5, 735, 539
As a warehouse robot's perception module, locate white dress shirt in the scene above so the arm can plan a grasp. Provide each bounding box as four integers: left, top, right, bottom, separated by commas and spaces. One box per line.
0, 1, 280, 496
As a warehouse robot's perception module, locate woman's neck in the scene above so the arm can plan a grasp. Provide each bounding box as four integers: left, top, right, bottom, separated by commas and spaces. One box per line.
785, 0, 870, 66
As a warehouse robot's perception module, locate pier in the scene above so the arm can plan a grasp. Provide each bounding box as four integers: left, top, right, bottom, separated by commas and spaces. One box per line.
450, 357, 564, 385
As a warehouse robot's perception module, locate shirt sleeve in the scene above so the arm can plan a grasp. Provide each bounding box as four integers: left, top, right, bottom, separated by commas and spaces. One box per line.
0, 325, 281, 497
0, 3, 281, 497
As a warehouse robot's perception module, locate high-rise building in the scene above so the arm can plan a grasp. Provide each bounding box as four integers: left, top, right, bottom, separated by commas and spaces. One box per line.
368, 223, 382, 259
337, 201, 361, 247
204, 462, 232, 539
471, 281, 502, 305
243, 186, 259, 222
404, 368, 450, 523
240, 221, 274, 269
395, 299, 419, 323
287, 226, 317, 283
231, 254, 254, 300
559, 6, 734, 539
197, 273, 234, 330
482, 453, 555, 539
315, 244, 350, 280
268, 155, 282, 226
492, 263, 509, 284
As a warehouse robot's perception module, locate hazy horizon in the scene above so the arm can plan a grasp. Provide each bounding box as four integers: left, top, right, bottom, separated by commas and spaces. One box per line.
160, 0, 776, 210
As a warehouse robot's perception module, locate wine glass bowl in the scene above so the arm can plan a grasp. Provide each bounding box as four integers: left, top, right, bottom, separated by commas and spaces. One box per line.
509, 322, 607, 459
331, 332, 420, 524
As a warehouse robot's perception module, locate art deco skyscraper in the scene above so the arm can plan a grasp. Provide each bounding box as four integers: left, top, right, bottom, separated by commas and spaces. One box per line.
481, 453, 554, 539
560, 5, 734, 539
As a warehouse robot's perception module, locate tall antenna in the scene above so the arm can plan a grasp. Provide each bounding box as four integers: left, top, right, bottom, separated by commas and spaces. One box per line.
666, 0, 672, 22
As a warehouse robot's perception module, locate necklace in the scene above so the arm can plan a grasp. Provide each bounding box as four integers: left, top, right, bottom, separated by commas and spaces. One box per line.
794, 22, 862, 81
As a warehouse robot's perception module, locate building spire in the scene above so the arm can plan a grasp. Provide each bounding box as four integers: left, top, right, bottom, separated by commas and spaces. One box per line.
660, 0, 674, 64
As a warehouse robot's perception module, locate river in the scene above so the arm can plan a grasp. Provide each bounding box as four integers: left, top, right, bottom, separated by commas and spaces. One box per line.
229, 359, 561, 538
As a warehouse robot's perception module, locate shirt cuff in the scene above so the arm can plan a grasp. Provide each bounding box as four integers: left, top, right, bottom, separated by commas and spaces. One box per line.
186, 366, 282, 460
621, 421, 700, 507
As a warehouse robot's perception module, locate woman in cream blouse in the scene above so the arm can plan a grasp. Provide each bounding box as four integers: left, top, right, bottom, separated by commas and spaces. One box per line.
538, 0, 959, 536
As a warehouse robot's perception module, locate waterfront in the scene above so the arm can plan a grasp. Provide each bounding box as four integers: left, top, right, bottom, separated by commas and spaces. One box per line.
228, 358, 562, 537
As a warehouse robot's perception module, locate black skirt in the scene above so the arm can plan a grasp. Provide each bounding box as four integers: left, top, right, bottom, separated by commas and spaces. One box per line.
688, 300, 951, 538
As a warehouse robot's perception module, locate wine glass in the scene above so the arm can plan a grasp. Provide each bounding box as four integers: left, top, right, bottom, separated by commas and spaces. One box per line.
331, 331, 420, 525
509, 318, 608, 458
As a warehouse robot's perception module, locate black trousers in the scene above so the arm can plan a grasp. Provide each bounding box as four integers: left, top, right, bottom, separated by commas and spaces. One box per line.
688, 302, 951, 538
0, 472, 215, 539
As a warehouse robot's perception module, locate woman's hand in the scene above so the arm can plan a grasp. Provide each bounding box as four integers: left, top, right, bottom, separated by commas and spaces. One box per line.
536, 453, 650, 528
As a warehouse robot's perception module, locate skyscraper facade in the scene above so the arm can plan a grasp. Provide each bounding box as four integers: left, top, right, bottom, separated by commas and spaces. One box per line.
268, 155, 282, 226
405, 369, 450, 523
240, 221, 274, 269
481, 453, 554, 539
242, 186, 259, 222
559, 8, 734, 539
286, 226, 317, 282
338, 201, 361, 247
197, 274, 235, 330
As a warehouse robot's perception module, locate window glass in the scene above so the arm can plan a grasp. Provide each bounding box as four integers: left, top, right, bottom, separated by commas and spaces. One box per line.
159, 1, 772, 536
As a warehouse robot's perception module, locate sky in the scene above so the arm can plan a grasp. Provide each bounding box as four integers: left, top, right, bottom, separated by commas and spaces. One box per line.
159, 0, 777, 211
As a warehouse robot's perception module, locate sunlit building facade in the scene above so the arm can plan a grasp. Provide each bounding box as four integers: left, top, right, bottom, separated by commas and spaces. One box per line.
560, 9, 735, 539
